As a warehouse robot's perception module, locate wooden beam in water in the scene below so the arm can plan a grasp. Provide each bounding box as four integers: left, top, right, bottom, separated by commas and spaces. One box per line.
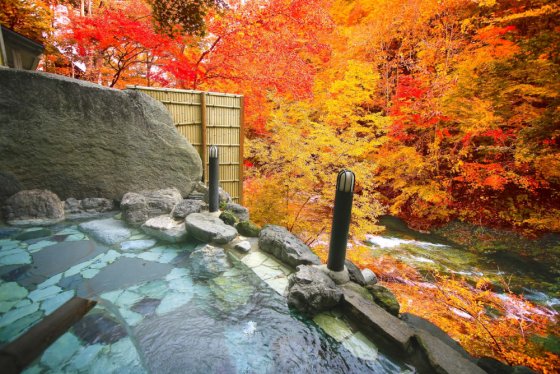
0, 297, 97, 374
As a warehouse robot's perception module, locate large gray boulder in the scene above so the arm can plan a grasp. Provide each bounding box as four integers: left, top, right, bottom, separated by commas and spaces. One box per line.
185, 213, 238, 244
258, 225, 321, 268
4, 189, 64, 226
121, 188, 183, 226
0, 172, 21, 207
287, 265, 342, 316
0, 69, 202, 201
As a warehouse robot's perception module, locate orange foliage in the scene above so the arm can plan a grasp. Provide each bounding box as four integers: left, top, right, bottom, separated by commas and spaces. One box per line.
340, 245, 560, 373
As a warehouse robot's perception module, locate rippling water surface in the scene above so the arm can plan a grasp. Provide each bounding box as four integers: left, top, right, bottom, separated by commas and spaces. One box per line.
0, 220, 414, 373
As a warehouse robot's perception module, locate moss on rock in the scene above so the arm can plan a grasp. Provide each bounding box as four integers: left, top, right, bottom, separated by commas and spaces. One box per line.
236, 220, 261, 237
219, 211, 238, 226
366, 284, 400, 316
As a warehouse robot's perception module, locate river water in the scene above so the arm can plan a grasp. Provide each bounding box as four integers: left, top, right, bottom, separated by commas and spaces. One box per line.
363, 216, 560, 310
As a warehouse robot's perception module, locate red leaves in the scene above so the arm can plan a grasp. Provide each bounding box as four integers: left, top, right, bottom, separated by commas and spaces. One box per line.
480, 129, 511, 144
389, 76, 450, 142
482, 174, 508, 190
461, 163, 507, 190
474, 25, 520, 58
394, 76, 427, 101
476, 26, 517, 42
436, 128, 451, 140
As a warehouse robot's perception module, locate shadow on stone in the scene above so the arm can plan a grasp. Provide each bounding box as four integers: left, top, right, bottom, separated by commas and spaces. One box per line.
77, 257, 173, 297
73, 312, 127, 345
22, 241, 108, 287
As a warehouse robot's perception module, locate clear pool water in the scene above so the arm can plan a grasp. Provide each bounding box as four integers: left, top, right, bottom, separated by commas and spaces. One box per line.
0, 217, 414, 373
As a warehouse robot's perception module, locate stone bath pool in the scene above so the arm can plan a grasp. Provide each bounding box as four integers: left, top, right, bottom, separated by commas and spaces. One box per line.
0, 217, 414, 373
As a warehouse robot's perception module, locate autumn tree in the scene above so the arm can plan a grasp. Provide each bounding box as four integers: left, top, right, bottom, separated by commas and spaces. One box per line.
440, 1, 560, 232
246, 61, 389, 241
0, 0, 53, 42
148, 0, 226, 36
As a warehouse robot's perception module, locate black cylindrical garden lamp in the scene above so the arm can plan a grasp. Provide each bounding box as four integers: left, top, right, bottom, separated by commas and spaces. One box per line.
209, 145, 219, 212
327, 169, 355, 272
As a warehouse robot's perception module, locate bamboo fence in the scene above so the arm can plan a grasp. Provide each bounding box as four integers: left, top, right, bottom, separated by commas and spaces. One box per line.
127, 86, 244, 203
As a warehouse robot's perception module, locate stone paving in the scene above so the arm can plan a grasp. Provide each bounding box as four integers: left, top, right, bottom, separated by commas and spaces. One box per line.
0, 217, 410, 373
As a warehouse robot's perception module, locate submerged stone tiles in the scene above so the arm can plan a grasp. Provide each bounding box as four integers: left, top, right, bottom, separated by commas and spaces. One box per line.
1, 218, 406, 373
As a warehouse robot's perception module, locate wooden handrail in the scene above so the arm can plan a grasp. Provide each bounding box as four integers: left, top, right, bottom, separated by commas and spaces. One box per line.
0, 297, 97, 373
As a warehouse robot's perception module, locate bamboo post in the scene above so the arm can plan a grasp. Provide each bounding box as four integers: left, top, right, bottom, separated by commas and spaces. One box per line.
201, 92, 208, 182
239, 96, 245, 205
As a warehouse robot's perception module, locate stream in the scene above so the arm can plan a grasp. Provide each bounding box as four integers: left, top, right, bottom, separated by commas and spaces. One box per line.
363, 216, 560, 310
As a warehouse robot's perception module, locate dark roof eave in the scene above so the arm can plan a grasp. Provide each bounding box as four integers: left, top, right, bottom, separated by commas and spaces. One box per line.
1, 25, 45, 53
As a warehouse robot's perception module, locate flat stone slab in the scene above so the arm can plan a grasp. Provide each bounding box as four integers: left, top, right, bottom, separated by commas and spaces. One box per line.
341, 283, 414, 352
79, 218, 131, 245
120, 239, 157, 252
185, 213, 237, 244
414, 330, 486, 374
77, 257, 173, 297
25, 241, 108, 286
142, 215, 188, 243
401, 313, 472, 361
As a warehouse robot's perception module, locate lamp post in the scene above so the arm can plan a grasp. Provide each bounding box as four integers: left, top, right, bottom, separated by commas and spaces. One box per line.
327, 170, 355, 272
209, 145, 219, 212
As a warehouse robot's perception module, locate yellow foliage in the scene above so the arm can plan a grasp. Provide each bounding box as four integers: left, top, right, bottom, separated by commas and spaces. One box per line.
245, 96, 387, 242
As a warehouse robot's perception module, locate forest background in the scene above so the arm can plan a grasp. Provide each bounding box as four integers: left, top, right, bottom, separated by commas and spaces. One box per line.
1, 0, 559, 372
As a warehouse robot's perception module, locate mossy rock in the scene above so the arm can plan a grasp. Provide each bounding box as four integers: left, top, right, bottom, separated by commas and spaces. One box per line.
236, 220, 261, 237
365, 285, 400, 316
219, 211, 238, 226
